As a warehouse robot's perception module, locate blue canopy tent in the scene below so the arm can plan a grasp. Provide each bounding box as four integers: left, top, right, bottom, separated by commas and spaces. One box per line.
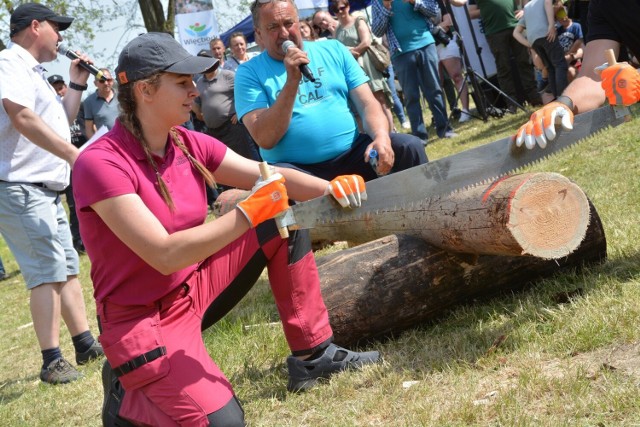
219, 0, 371, 47
220, 15, 255, 46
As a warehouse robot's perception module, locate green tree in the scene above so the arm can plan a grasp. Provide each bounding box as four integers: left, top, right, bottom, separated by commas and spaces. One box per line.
0, 0, 129, 52
0, 0, 251, 53
214, 0, 253, 31
136, 0, 252, 35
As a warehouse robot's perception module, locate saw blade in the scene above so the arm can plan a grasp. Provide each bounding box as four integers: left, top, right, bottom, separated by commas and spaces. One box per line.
279, 105, 630, 230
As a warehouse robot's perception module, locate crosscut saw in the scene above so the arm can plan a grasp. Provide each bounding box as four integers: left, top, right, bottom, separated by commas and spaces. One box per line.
278, 104, 631, 230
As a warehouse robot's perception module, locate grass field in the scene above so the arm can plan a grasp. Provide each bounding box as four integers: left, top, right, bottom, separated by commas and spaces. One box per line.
0, 104, 639, 426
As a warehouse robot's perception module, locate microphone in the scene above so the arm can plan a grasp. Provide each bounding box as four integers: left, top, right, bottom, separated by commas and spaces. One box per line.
57, 44, 106, 82
281, 40, 316, 82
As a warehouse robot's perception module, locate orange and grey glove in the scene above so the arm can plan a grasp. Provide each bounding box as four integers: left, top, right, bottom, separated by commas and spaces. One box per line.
237, 173, 289, 227
325, 175, 367, 208
514, 99, 574, 149
600, 62, 640, 106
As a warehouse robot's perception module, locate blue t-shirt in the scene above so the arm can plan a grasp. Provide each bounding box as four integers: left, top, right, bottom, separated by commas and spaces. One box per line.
388, 1, 435, 53
234, 40, 369, 164
556, 22, 583, 53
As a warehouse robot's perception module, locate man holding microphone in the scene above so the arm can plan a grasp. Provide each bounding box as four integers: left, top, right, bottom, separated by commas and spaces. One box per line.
0, 2, 103, 384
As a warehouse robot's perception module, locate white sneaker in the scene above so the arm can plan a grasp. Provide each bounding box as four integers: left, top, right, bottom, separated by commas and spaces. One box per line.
401, 120, 411, 130
442, 130, 458, 139
458, 110, 472, 123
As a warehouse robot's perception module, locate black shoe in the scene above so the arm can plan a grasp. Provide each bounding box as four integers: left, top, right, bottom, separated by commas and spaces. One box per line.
286, 343, 380, 392
74, 240, 86, 254
102, 360, 136, 427
76, 340, 104, 365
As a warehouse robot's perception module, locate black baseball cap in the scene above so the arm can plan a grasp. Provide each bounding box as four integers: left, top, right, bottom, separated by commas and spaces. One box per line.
10, 3, 73, 37
47, 74, 65, 84
115, 33, 218, 84
197, 49, 220, 74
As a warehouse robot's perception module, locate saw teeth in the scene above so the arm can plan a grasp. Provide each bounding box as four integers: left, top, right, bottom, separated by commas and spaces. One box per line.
293, 106, 625, 230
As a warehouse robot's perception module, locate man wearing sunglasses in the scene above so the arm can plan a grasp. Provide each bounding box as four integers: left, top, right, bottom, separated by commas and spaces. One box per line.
83, 68, 119, 139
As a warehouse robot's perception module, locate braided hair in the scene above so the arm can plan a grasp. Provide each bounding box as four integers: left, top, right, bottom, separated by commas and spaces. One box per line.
117, 73, 216, 210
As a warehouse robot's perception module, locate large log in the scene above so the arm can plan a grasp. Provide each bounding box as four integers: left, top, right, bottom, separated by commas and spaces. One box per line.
313, 172, 589, 258
317, 202, 606, 346
214, 173, 590, 259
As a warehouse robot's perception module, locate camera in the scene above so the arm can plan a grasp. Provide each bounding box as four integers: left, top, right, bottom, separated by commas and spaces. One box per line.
431, 25, 451, 46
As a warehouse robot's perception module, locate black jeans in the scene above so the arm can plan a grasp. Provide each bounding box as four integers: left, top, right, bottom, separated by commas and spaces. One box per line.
273, 132, 428, 182
486, 28, 542, 106
532, 37, 569, 97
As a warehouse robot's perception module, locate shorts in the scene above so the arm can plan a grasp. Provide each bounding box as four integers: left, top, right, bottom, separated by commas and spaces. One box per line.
437, 34, 461, 61
0, 182, 79, 289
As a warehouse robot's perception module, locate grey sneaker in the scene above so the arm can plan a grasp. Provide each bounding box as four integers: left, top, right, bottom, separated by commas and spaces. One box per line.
40, 357, 81, 384
286, 343, 380, 392
441, 130, 458, 138
76, 340, 104, 365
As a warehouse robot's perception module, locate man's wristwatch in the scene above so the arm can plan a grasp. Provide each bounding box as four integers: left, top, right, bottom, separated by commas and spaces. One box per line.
556, 95, 575, 113
69, 82, 88, 91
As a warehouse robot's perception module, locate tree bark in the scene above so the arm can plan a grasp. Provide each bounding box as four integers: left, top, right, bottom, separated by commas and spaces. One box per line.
138, 0, 175, 34
317, 201, 606, 346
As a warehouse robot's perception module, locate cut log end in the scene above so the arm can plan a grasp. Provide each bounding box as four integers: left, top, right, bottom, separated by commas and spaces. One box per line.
506, 173, 589, 259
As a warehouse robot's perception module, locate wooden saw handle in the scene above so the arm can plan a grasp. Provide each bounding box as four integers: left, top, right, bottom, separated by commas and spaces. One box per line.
605, 49, 617, 67
259, 162, 289, 239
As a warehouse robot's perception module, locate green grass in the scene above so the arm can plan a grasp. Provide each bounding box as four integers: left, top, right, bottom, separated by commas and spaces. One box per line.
1, 105, 640, 426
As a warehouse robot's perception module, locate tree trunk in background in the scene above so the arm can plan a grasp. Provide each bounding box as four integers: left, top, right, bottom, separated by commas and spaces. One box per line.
138, 0, 176, 34
317, 202, 607, 346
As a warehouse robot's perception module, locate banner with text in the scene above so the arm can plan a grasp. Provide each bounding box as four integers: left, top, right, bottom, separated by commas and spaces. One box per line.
175, 0, 219, 55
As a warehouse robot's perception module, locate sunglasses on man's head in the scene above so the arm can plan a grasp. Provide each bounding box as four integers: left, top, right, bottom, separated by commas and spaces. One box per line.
251, 0, 273, 12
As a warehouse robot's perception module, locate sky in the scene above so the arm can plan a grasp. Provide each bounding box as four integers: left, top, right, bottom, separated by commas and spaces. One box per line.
46, 2, 247, 88
30, 0, 330, 92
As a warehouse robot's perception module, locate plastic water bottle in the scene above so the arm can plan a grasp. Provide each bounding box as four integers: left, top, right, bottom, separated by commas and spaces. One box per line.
369, 149, 381, 176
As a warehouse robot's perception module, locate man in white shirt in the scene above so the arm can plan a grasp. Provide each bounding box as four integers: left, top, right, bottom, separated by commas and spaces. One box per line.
0, 2, 103, 384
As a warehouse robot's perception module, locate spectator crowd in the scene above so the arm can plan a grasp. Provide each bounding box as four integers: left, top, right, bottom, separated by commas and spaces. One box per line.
1, 0, 638, 425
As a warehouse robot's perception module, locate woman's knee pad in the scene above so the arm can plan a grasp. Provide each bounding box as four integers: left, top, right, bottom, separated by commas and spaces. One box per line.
206, 395, 245, 427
